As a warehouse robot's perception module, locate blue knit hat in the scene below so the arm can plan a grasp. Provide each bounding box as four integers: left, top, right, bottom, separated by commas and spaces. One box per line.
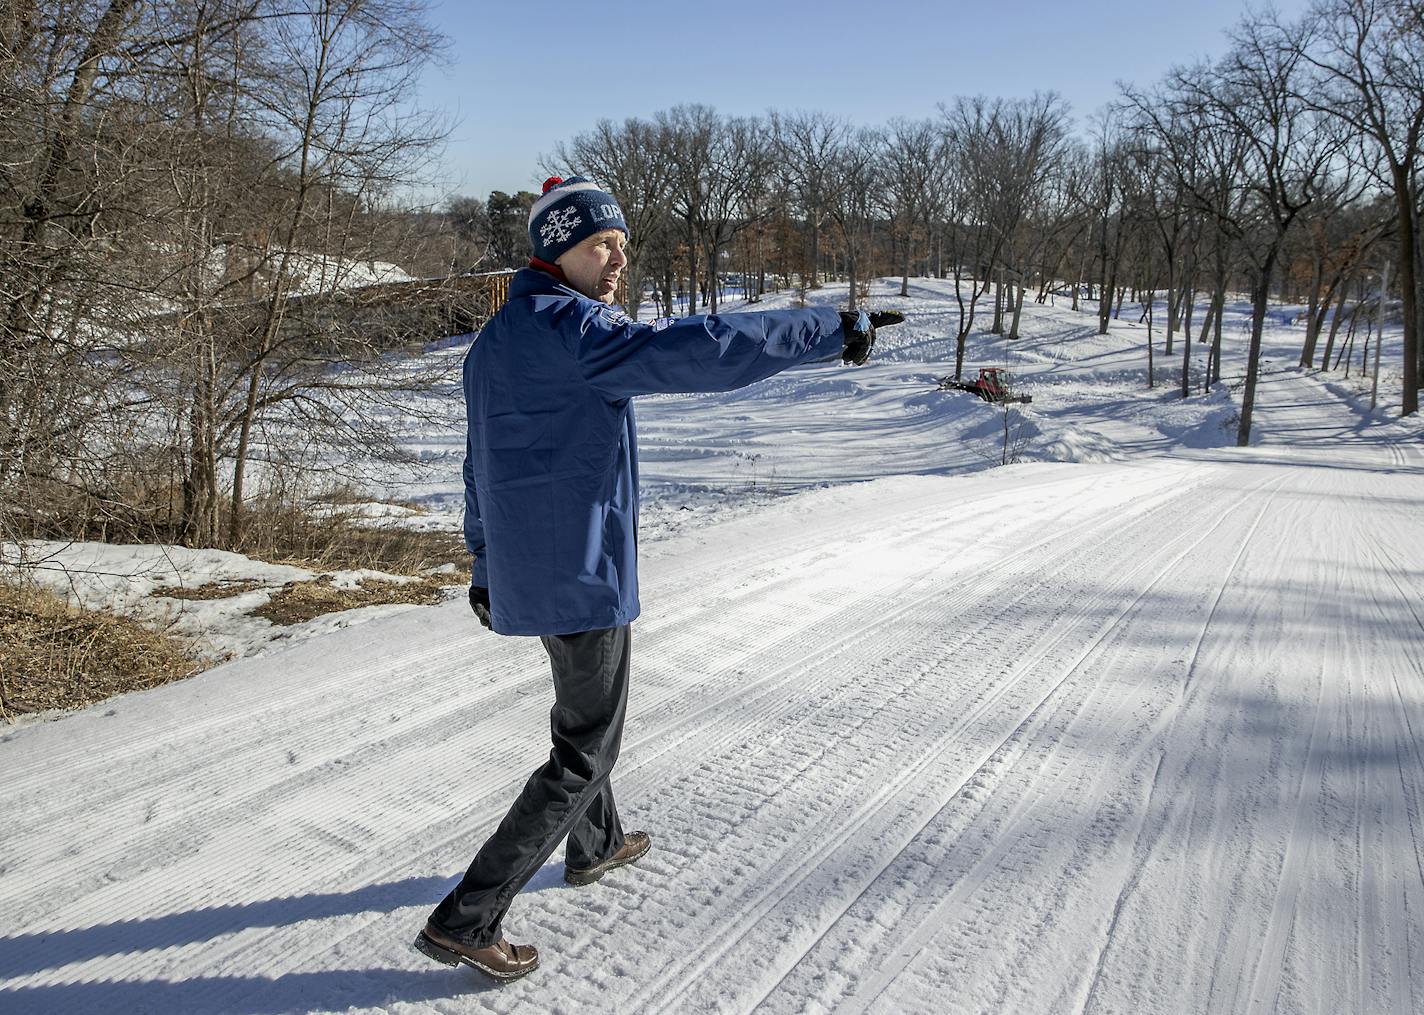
528, 176, 628, 263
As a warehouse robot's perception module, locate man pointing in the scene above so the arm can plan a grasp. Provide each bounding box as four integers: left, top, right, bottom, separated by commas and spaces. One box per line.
416, 175, 900, 981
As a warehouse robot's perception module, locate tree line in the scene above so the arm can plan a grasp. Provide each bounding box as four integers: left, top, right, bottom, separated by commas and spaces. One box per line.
449, 0, 1420, 443
2, 0, 1419, 557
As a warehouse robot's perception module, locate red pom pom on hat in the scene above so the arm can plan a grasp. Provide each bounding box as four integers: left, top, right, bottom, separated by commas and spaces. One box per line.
541, 176, 563, 194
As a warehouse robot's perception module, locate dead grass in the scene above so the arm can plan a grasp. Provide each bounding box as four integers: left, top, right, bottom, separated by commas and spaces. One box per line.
238, 504, 470, 580
279, 525, 469, 578
250, 574, 451, 626
2, 497, 472, 718
151, 579, 265, 601
0, 582, 203, 719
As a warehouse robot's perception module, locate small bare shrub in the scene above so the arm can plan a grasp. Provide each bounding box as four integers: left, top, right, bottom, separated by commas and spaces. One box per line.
0, 583, 201, 719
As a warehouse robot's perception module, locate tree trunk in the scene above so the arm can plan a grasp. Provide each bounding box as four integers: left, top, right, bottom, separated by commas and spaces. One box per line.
1197, 296, 1217, 351
1384, 165, 1419, 414
953, 273, 987, 380
1098, 262, 1116, 335
1237, 255, 1278, 447
1164, 258, 1176, 357
686, 234, 698, 316
810, 217, 821, 288
1146, 295, 1155, 389
1210, 284, 1225, 388
1299, 250, 1324, 367
1007, 281, 1025, 339
624, 265, 644, 320
706, 240, 718, 314
1339, 289, 1363, 375
1318, 277, 1350, 371
991, 267, 1005, 334
900, 241, 911, 298
179, 318, 219, 546
756, 229, 766, 300
229, 363, 263, 546
1372, 257, 1390, 410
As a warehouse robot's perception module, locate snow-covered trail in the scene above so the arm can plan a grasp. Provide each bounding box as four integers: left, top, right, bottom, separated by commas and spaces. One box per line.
2, 368, 1422, 1014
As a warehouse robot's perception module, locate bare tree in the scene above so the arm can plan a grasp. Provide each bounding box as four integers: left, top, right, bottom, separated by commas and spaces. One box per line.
824, 127, 884, 313
879, 118, 943, 298
223, 0, 446, 544
986, 94, 1073, 339
772, 110, 849, 289
658, 104, 718, 313
1080, 117, 1131, 338
1173, 20, 1352, 445
1, 0, 144, 497
938, 99, 998, 378
1295, 0, 1424, 414
1292, 192, 1389, 369
699, 115, 771, 314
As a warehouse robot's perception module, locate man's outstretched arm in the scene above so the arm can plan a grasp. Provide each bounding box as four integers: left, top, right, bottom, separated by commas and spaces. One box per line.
563, 303, 851, 399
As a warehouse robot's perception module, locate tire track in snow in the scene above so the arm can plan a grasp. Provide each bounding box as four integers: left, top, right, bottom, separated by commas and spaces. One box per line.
1073, 473, 1287, 1015
1178, 468, 1337, 1015
828, 473, 1290, 1015
1363, 538, 1424, 1014
625, 472, 1250, 1013
1241, 649, 1329, 1015
616, 468, 1192, 795
1218, 477, 1424, 1015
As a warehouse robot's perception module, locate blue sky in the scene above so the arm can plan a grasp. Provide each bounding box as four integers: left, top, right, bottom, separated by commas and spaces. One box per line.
416, 0, 1313, 202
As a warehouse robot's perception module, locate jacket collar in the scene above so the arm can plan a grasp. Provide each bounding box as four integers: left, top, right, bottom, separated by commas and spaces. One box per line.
528, 257, 567, 283
510, 263, 579, 300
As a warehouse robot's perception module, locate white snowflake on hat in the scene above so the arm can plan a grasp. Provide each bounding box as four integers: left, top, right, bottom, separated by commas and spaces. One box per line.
540, 207, 582, 245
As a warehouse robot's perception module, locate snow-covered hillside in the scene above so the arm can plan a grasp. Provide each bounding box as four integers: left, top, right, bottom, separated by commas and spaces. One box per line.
2, 280, 1421, 1014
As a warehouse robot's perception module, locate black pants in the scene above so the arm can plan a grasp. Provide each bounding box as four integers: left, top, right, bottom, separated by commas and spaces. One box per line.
431, 624, 631, 946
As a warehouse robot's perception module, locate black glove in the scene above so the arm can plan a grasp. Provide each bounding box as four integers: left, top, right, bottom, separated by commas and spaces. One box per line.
468, 585, 492, 629
838, 309, 906, 365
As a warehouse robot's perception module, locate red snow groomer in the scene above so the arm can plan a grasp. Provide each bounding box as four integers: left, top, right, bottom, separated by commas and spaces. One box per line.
938, 367, 1032, 404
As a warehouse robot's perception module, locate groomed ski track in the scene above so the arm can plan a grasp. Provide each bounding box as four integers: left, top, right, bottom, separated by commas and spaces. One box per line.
2, 365, 1423, 1014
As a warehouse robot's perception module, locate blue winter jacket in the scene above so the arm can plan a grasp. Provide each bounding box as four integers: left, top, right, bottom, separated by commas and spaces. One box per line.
463, 267, 846, 636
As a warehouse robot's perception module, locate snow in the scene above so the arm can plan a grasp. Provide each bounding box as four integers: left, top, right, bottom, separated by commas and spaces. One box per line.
2, 278, 1422, 1014
278, 252, 416, 295
1, 542, 448, 664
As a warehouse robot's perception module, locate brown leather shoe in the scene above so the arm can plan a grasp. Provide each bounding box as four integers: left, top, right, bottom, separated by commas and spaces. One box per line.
564, 829, 652, 886
413, 921, 539, 982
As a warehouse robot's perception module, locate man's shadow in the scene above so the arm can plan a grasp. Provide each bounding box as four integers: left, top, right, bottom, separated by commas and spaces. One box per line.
0, 966, 496, 1015
0, 863, 576, 1013
0, 876, 494, 1013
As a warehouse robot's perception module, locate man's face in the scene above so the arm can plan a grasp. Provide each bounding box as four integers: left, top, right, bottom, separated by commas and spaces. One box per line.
556, 228, 628, 304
